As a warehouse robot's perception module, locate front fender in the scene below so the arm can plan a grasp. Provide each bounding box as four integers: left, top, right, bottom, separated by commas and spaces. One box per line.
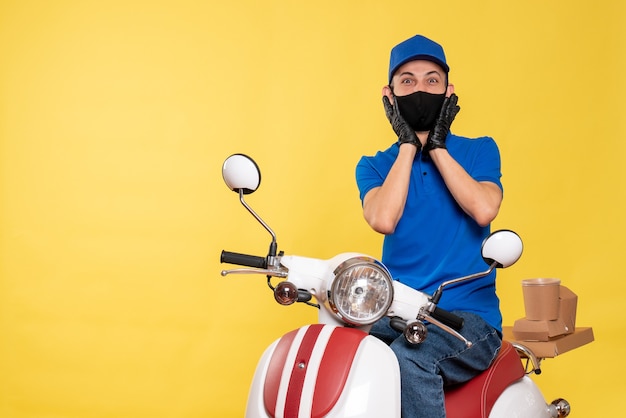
246, 324, 400, 418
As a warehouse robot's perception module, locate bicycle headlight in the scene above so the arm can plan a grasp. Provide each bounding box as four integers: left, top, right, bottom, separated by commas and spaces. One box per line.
328, 256, 394, 326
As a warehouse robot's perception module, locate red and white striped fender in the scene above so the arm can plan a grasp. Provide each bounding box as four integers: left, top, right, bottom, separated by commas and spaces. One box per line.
246, 324, 401, 418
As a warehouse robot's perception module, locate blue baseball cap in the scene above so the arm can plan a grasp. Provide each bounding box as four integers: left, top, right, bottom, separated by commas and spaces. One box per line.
388, 35, 449, 83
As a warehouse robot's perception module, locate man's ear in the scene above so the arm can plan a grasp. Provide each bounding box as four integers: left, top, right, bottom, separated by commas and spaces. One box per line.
382, 85, 394, 104
447, 83, 455, 96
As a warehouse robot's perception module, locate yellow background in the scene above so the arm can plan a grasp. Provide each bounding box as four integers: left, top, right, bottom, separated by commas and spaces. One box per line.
1, 0, 623, 416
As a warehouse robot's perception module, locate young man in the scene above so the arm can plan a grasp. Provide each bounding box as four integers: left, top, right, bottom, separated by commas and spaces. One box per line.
355, 34, 504, 417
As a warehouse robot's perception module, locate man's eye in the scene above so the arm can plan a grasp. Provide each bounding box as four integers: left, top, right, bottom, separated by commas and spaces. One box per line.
401, 79, 413, 84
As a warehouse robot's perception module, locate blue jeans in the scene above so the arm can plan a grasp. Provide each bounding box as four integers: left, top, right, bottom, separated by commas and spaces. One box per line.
370, 312, 502, 418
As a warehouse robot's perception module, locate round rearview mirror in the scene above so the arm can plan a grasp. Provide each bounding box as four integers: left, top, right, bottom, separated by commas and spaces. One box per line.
481, 230, 523, 268
222, 154, 261, 194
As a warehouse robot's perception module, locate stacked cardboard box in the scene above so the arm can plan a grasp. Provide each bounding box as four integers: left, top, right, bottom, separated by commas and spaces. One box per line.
512, 286, 577, 341
506, 285, 594, 358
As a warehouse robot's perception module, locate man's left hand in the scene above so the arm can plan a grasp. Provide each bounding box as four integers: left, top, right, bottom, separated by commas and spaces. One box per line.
425, 93, 460, 151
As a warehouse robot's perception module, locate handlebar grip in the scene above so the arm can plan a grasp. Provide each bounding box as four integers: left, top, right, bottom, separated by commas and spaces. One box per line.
431, 307, 464, 331
220, 250, 267, 269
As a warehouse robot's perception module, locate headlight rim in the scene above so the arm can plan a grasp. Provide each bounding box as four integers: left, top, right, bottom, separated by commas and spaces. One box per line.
328, 256, 394, 326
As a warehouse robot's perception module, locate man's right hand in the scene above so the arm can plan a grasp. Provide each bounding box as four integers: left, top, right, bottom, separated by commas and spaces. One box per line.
383, 95, 421, 150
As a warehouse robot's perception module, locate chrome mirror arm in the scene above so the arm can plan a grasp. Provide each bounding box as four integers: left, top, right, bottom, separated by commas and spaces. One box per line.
239, 189, 278, 256
431, 262, 497, 304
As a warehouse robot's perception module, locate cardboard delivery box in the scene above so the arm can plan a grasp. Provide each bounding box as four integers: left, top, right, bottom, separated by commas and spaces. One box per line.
512, 285, 578, 342
503, 326, 594, 358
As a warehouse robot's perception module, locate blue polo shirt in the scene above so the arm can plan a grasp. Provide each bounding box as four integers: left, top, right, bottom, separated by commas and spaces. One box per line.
356, 134, 504, 331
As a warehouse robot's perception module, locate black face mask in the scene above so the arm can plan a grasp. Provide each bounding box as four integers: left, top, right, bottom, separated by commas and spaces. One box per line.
394, 91, 446, 132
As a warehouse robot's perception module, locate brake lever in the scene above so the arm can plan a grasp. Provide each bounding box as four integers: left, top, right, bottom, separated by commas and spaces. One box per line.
220, 267, 288, 278
418, 309, 473, 348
